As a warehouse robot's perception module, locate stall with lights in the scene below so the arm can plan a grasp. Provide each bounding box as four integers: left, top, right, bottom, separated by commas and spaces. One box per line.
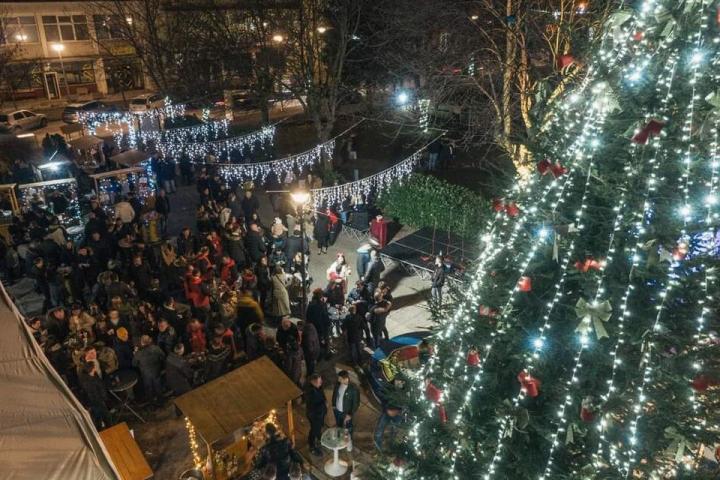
18, 178, 82, 231
37, 159, 75, 182
174, 356, 302, 480
67, 135, 106, 174
89, 167, 152, 207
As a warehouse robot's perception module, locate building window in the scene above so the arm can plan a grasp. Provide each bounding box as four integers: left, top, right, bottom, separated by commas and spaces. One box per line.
93, 15, 125, 40
42, 15, 89, 42
0, 16, 40, 44
50, 61, 95, 85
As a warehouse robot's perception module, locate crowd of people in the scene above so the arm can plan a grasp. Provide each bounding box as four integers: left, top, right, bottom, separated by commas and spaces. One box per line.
0, 153, 409, 478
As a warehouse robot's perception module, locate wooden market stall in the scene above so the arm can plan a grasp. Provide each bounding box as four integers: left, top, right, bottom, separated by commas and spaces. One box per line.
89, 167, 152, 206
175, 356, 303, 480
18, 178, 83, 234
68, 135, 106, 173
110, 149, 151, 168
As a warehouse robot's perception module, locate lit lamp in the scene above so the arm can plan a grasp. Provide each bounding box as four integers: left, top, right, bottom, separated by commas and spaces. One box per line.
51, 43, 71, 97
15, 33, 28, 42
317, 26, 327, 34
290, 190, 311, 317
272, 34, 284, 43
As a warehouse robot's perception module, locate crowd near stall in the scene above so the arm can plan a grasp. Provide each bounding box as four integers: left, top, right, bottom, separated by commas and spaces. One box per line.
0, 103, 446, 479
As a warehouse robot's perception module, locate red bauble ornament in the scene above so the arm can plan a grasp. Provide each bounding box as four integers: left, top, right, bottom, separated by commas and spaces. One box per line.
466, 349, 481, 367
517, 371, 541, 398
517, 276, 532, 292
537, 159, 552, 175
557, 54, 576, 70
633, 31, 644, 41
424, 380, 447, 424
672, 241, 689, 261
632, 119, 665, 145
493, 198, 505, 212
505, 202, 520, 217
537, 159, 567, 178
479, 305, 498, 317
691, 374, 717, 392
580, 396, 595, 422
575, 257, 602, 273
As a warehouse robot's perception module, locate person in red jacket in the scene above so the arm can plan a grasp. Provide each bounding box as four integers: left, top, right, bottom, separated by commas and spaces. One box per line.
187, 318, 207, 354
220, 255, 238, 285
186, 269, 211, 321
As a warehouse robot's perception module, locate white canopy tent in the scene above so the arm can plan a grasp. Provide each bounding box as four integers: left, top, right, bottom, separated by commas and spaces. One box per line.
0, 282, 120, 480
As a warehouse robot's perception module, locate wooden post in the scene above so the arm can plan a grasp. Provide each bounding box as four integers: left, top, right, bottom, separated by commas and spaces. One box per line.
287, 400, 295, 446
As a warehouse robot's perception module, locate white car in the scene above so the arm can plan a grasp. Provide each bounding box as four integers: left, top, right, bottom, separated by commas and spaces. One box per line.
129, 93, 166, 113
0, 110, 47, 132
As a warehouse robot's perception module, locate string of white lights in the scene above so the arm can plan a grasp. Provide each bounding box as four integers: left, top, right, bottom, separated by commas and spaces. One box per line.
156, 124, 275, 162
214, 120, 364, 185
483, 91, 614, 479
621, 8, 713, 476
310, 132, 443, 207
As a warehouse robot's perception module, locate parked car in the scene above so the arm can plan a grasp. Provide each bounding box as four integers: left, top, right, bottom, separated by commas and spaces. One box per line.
129, 93, 165, 113
0, 110, 47, 132
62, 101, 115, 124
163, 114, 204, 130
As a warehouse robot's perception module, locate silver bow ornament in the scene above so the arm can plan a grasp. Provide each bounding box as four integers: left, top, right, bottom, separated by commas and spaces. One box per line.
664, 427, 692, 463
575, 298, 612, 339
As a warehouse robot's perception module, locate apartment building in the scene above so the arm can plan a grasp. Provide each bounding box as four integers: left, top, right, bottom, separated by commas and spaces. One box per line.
0, 1, 150, 101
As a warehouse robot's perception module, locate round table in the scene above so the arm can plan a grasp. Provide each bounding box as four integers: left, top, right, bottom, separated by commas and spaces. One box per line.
321, 427, 350, 477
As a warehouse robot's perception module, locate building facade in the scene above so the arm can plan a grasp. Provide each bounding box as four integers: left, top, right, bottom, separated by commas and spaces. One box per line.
0, 1, 149, 101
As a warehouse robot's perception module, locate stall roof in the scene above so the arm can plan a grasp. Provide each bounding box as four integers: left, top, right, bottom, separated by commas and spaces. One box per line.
19, 177, 77, 189
69, 135, 104, 151
89, 167, 145, 180
110, 150, 150, 167
0, 282, 121, 480
175, 356, 303, 445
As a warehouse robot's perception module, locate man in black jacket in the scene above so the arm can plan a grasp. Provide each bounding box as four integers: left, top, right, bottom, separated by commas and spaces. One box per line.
255, 423, 302, 479
78, 361, 112, 429
431, 256, 446, 304
245, 223, 266, 263
155, 188, 171, 234
331, 370, 360, 450
306, 289, 331, 357
298, 320, 320, 377
342, 305, 364, 365
165, 343, 193, 396
132, 335, 166, 406
305, 373, 327, 456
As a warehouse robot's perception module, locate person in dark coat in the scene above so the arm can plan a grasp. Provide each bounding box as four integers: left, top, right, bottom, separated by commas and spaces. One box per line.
156, 318, 177, 355
331, 370, 360, 447
283, 227, 307, 271
306, 289, 331, 357
177, 227, 198, 257
78, 361, 112, 429
431, 256, 446, 304
276, 316, 299, 353
245, 223, 266, 264
224, 226, 247, 266
205, 335, 231, 381
342, 305, 364, 365
255, 423, 302, 480
132, 335, 166, 406
298, 320, 320, 377
305, 373, 327, 456
314, 210, 330, 254
165, 343, 193, 396
241, 190, 260, 221
369, 295, 392, 349
363, 250, 385, 292
245, 322, 266, 361
155, 189, 171, 234
283, 333, 303, 387
256, 256, 272, 307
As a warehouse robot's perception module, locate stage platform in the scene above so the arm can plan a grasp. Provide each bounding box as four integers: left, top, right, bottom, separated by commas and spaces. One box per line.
379, 227, 480, 284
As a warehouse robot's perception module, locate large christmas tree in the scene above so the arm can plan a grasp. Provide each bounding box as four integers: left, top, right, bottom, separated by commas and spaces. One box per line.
372, 1, 720, 478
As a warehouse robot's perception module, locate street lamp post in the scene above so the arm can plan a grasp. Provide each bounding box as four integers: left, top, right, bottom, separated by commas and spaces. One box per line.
290, 190, 311, 318
51, 43, 71, 98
